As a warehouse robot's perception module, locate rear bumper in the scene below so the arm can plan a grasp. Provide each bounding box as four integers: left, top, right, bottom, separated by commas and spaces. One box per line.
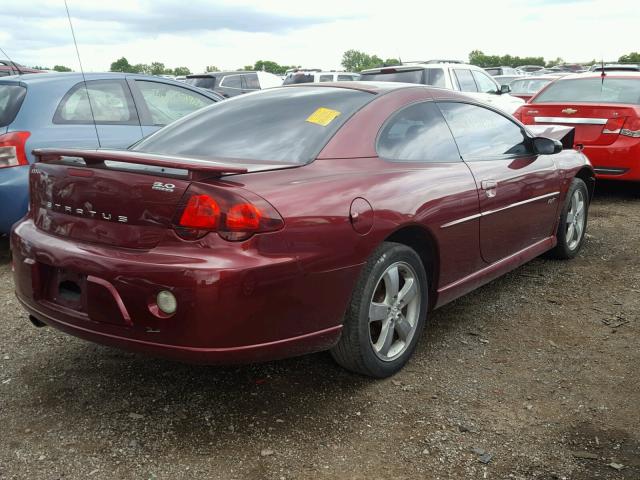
581, 137, 640, 181
0, 165, 29, 233
11, 220, 359, 364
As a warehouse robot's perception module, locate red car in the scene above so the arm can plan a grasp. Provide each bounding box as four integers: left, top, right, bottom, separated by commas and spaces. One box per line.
11, 83, 594, 378
0, 60, 47, 77
515, 72, 640, 181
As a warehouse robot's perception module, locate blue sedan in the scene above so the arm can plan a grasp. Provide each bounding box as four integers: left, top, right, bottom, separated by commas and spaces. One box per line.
0, 72, 222, 233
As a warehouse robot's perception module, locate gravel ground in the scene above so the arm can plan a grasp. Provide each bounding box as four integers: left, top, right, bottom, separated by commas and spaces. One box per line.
1, 181, 638, 480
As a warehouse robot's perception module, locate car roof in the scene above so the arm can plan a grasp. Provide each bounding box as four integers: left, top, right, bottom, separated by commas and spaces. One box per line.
360, 62, 484, 75
283, 80, 465, 98
187, 71, 259, 77
0, 71, 222, 99
559, 71, 640, 80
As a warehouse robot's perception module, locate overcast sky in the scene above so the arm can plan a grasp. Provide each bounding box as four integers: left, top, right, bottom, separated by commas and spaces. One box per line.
1, 0, 637, 72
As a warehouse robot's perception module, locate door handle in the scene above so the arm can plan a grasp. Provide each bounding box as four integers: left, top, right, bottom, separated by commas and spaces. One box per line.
481, 180, 497, 190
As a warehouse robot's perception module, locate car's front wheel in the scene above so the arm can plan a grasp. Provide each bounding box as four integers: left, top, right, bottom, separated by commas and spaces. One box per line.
549, 177, 589, 259
331, 242, 428, 378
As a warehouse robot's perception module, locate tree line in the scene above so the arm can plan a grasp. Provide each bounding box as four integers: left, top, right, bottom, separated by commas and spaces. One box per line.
28, 51, 640, 75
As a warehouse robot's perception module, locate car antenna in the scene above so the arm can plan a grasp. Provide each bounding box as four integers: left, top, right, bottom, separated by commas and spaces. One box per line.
63, 0, 102, 148
0, 47, 23, 75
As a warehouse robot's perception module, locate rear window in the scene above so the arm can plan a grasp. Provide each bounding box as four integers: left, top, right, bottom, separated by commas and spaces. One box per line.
0, 85, 26, 127
533, 78, 640, 104
185, 77, 216, 90
133, 87, 374, 164
283, 74, 314, 85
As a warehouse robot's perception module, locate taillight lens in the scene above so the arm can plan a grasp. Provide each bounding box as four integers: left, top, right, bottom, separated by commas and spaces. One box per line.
513, 106, 524, 122
0, 131, 30, 168
174, 184, 284, 241
620, 117, 640, 138
179, 195, 220, 228
602, 117, 626, 134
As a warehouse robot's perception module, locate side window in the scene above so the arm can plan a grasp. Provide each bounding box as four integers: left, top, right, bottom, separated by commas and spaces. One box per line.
471, 70, 498, 94
219, 75, 242, 89
135, 81, 213, 126
438, 102, 530, 158
320, 75, 334, 82
453, 69, 478, 92
53, 80, 137, 124
244, 73, 260, 90
337, 75, 353, 81
427, 68, 445, 88
377, 101, 461, 163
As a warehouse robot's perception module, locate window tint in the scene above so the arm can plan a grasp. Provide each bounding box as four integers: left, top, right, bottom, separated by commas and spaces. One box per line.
320, 75, 333, 82
0, 85, 27, 127
360, 70, 424, 84
53, 80, 137, 124
471, 70, 498, 93
427, 69, 445, 88
244, 73, 260, 90
377, 101, 460, 163
136, 81, 213, 126
337, 75, 355, 81
133, 87, 374, 164
453, 69, 478, 92
533, 78, 640, 105
438, 102, 530, 158
220, 75, 242, 89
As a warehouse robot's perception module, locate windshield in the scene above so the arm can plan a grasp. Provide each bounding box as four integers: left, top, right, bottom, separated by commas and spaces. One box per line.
533, 77, 640, 104
185, 77, 216, 90
360, 70, 423, 84
133, 87, 374, 164
0, 84, 26, 127
510, 78, 552, 94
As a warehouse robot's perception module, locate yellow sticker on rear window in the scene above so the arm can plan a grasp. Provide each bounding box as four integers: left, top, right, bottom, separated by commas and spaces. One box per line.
306, 107, 341, 126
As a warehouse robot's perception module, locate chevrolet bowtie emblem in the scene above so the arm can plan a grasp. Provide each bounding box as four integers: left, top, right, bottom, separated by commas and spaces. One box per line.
562, 108, 577, 114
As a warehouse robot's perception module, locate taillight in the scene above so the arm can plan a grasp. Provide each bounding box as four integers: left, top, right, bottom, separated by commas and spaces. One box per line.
179, 195, 220, 229
0, 131, 30, 168
602, 117, 626, 134
513, 106, 524, 122
620, 117, 640, 138
174, 184, 284, 241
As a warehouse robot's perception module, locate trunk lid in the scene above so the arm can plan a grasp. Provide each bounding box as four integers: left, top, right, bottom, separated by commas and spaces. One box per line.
521, 103, 636, 146
29, 148, 293, 249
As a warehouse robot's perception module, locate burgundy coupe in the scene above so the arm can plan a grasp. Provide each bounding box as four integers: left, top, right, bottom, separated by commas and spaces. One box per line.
11, 83, 594, 377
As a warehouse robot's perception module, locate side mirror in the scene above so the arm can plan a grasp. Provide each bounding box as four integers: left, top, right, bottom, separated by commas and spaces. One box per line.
533, 137, 563, 155
500, 84, 511, 94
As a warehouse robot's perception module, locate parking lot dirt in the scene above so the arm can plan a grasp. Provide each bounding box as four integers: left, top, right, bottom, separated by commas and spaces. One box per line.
0, 182, 638, 480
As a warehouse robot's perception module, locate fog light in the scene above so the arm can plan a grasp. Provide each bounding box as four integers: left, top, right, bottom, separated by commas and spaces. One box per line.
157, 290, 177, 315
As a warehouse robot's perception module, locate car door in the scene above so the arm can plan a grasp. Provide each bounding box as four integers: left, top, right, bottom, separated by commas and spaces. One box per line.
128, 79, 216, 137
438, 101, 563, 264
50, 79, 143, 148
376, 100, 483, 287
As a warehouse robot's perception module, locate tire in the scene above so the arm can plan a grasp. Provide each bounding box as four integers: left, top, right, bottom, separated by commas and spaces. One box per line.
549, 177, 589, 259
330, 242, 428, 378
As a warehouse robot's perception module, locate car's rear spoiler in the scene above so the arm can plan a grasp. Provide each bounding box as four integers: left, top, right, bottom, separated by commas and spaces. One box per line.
32, 148, 248, 180
526, 125, 576, 151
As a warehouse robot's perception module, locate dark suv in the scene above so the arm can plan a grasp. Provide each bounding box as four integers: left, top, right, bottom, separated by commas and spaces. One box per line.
185, 71, 281, 98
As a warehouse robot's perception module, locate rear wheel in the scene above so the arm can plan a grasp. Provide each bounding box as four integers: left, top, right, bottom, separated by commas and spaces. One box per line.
331, 242, 428, 378
549, 177, 589, 259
